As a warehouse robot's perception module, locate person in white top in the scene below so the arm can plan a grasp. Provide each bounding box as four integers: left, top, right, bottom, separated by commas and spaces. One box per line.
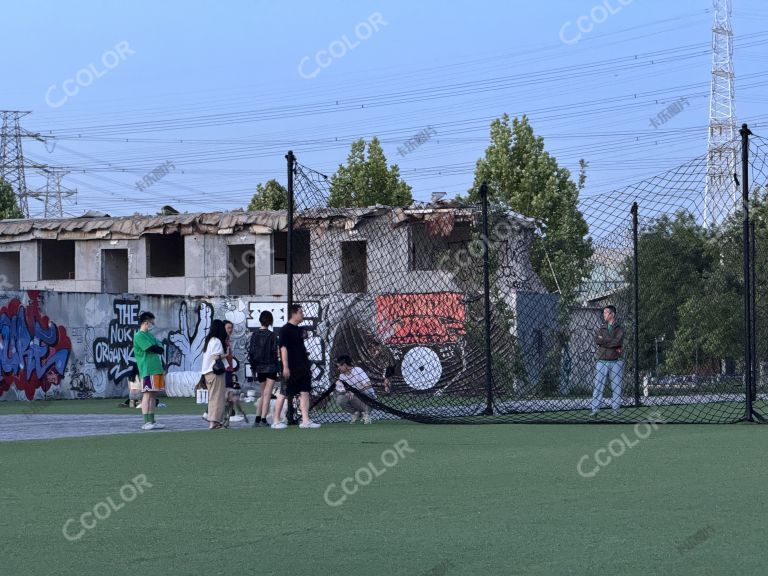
334, 355, 376, 424
201, 319, 227, 429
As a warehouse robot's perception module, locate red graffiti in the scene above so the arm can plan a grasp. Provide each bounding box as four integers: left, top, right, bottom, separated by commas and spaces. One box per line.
0, 292, 72, 400
375, 293, 466, 345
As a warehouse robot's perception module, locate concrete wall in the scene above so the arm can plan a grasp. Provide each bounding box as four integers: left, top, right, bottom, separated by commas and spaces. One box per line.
0, 216, 560, 402
0, 214, 544, 300
0, 287, 560, 403
296, 217, 467, 297
513, 292, 560, 393
0, 233, 294, 298
292, 216, 558, 391
0, 288, 477, 402
0, 291, 291, 402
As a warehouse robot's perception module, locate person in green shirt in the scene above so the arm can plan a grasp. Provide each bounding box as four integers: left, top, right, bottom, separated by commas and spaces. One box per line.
133, 311, 166, 430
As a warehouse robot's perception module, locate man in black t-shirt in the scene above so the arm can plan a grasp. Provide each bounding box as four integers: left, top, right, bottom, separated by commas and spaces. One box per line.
271, 304, 321, 429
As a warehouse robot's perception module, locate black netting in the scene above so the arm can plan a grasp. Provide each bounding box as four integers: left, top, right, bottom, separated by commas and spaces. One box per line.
287, 135, 768, 424
750, 136, 768, 423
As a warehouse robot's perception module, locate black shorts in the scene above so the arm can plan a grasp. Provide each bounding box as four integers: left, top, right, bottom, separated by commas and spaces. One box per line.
257, 372, 279, 383
283, 366, 312, 396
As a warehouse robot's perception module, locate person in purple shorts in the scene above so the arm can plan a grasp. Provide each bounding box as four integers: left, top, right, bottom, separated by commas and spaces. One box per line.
132, 311, 166, 430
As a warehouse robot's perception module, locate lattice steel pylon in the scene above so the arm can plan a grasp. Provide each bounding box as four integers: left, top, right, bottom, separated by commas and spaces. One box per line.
27, 169, 76, 218
0, 111, 32, 218
704, 0, 738, 226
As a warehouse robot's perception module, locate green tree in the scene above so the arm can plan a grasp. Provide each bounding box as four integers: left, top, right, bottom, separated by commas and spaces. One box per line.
0, 180, 24, 220
466, 114, 592, 298
631, 212, 714, 374
666, 264, 742, 374
247, 179, 288, 211
664, 194, 768, 375
328, 137, 412, 208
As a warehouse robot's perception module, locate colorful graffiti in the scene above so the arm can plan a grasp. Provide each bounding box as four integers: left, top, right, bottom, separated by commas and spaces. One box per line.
0, 292, 72, 400
92, 299, 140, 383
375, 293, 466, 345
1, 292, 471, 400
370, 293, 468, 390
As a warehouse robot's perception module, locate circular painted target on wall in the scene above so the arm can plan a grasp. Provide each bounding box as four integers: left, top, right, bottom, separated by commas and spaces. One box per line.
402, 347, 442, 390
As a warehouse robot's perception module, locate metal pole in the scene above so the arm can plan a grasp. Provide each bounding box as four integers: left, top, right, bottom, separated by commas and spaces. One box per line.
480, 182, 493, 415
286, 150, 295, 309
632, 202, 641, 406
740, 124, 753, 421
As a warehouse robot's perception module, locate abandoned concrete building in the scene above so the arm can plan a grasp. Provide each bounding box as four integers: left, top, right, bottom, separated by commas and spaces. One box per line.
0, 205, 546, 298
0, 204, 562, 402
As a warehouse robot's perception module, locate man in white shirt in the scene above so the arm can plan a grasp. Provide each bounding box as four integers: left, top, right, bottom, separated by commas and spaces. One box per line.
335, 355, 375, 424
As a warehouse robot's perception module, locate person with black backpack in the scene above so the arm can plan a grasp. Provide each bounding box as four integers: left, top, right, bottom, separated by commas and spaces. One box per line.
248, 311, 280, 427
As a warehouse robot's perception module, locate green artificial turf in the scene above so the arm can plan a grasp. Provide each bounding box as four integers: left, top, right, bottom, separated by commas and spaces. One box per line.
1, 420, 766, 576
1, 396, 753, 425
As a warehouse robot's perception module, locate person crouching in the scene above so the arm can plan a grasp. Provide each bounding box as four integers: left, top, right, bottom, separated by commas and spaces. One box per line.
334, 355, 376, 424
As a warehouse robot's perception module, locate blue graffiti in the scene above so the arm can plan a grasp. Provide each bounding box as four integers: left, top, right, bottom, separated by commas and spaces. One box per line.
0, 304, 71, 383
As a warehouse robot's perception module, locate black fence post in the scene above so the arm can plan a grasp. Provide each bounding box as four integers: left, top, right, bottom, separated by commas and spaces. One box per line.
286, 150, 295, 309
740, 124, 753, 422
480, 182, 494, 416
632, 202, 641, 407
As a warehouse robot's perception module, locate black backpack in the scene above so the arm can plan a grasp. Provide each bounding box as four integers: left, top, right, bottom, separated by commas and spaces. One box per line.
248, 329, 276, 369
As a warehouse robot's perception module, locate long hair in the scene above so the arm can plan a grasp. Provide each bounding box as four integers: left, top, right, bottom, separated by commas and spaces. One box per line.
204, 319, 227, 351
222, 319, 234, 349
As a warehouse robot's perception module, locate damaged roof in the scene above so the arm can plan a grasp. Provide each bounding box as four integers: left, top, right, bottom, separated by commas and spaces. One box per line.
0, 211, 284, 242
0, 203, 534, 243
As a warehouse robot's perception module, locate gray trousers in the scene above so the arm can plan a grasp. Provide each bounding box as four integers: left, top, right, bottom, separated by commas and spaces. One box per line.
336, 392, 369, 414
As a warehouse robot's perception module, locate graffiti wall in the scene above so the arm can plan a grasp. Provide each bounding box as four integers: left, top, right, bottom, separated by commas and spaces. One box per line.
0, 291, 72, 401
93, 299, 140, 383
0, 290, 560, 402
0, 291, 334, 401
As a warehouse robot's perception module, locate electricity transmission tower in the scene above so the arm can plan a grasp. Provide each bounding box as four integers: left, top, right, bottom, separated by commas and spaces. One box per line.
704, 0, 738, 226
0, 111, 34, 217
27, 169, 77, 218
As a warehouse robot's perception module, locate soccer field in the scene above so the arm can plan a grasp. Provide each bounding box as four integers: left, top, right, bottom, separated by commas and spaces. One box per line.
2, 414, 766, 576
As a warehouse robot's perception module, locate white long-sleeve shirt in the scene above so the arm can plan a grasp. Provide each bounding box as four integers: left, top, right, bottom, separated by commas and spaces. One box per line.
200, 338, 224, 375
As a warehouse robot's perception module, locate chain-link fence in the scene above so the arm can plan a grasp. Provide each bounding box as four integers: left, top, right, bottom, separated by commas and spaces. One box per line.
284, 129, 768, 424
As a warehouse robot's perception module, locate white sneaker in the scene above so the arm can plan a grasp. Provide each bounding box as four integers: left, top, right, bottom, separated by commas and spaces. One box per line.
229, 415, 245, 422
349, 412, 361, 424
362, 413, 372, 425
157, 403, 167, 408
299, 421, 321, 429
271, 421, 287, 430
140, 422, 165, 430
202, 412, 208, 421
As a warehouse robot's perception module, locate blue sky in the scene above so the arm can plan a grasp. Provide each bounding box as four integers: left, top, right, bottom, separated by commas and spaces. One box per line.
2, 0, 767, 217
